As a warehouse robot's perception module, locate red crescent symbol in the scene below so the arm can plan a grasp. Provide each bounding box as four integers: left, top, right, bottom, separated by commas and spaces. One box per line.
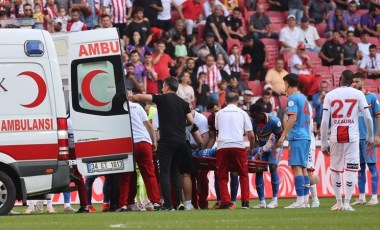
82, 70, 110, 107
17, 71, 47, 108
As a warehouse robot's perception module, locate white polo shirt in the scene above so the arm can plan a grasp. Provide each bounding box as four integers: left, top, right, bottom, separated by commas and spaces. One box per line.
190, 111, 209, 145
129, 102, 152, 144
279, 26, 303, 52
215, 104, 252, 149
359, 53, 380, 71
302, 25, 320, 49
358, 42, 371, 57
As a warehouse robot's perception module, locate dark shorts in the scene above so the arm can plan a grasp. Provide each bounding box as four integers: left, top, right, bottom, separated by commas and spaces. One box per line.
179, 142, 195, 174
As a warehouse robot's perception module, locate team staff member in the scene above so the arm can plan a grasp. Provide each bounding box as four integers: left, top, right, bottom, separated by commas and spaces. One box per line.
321, 70, 373, 211
249, 104, 283, 209
351, 72, 380, 206
130, 77, 194, 211
117, 101, 162, 212
277, 73, 311, 209
215, 93, 255, 209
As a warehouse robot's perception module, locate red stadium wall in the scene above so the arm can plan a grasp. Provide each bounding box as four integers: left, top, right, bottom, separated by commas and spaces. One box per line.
48, 147, 380, 204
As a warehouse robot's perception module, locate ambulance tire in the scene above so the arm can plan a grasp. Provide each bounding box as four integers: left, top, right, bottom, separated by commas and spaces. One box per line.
0, 171, 16, 216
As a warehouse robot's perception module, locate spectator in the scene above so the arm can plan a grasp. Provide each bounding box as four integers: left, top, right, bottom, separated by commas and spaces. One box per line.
55, 6, 71, 31
181, 0, 205, 36
133, 0, 163, 28
300, 16, 321, 52
152, 40, 175, 92
23, 3, 32, 18
255, 90, 274, 113
193, 33, 229, 64
343, 1, 362, 36
175, 34, 188, 58
215, 92, 254, 209
170, 56, 186, 77
124, 7, 152, 47
335, 0, 350, 10
218, 79, 228, 107
238, 89, 254, 112
216, 56, 231, 79
177, 71, 196, 106
10, 0, 24, 18
268, 0, 289, 12
185, 57, 198, 88
312, 80, 329, 130
242, 35, 268, 81
127, 31, 149, 58
325, 7, 348, 38
249, 4, 279, 40
144, 52, 159, 94
229, 44, 245, 81
82, 0, 99, 30
279, 14, 304, 54
359, 44, 380, 79
358, 31, 372, 58
195, 72, 210, 112
288, 0, 304, 24
124, 62, 143, 92
196, 54, 222, 101
204, 4, 231, 45
169, 19, 185, 39
305, 0, 330, 24
0, 0, 11, 13
226, 7, 245, 40
226, 76, 248, 95
203, 0, 229, 17
130, 77, 194, 211
67, 8, 88, 32
320, 30, 344, 66
265, 58, 288, 96
360, 4, 380, 37
291, 43, 319, 97
129, 50, 147, 92
263, 84, 280, 114
157, 0, 184, 31
342, 30, 360, 65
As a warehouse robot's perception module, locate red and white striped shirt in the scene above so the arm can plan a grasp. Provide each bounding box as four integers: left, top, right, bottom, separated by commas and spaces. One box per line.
197, 64, 222, 93
0, 0, 10, 11
110, 0, 130, 24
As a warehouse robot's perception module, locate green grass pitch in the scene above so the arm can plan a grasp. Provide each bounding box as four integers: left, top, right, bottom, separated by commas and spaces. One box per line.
1, 198, 379, 230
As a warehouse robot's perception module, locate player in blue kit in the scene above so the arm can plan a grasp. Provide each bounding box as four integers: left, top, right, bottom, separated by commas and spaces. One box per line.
277, 73, 311, 208
249, 104, 283, 209
352, 72, 380, 206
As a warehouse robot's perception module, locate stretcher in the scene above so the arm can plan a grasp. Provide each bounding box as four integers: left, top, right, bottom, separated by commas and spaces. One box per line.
193, 156, 269, 173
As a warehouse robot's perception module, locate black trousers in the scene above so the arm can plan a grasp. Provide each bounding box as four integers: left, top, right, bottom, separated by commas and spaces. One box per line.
249, 64, 267, 81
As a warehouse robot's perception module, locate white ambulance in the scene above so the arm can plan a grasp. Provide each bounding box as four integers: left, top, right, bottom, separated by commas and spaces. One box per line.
0, 28, 134, 215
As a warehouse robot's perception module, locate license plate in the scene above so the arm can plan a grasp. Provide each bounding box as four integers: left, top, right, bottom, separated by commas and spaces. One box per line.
87, 160, 124, 173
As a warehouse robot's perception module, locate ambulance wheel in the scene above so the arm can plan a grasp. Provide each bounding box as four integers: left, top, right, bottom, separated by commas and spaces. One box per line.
0, 171, 16, 216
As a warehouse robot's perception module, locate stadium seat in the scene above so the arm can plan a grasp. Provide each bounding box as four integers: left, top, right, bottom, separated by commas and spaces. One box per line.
248, 80, 263, 96
332, 72, 342, 87
318, 38, 327, 47
267, 11, 285, 24
171, 10, 180, 24
316, 23, 327, 38
260, 38, 280, 68
346, 65, 358, 72
278, 95, 288, 109
307, 52, 322, 67
314, 66, 332, 84
357, 9, 367, 16
352, 37, 361, 44
329, 65, 346, 75
368, 37, 379, 45
198, 24, 205, 41
271, 23, 284, 33
282, 51, 293, 71
202, 111, 211, 118
226, 38, 241, 53
245, 10, 255, 24
366, 86, 378, 93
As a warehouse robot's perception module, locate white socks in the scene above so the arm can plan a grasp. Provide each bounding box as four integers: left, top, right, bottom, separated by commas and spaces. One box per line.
332, 172, 342, 204
344, 171, 357, 206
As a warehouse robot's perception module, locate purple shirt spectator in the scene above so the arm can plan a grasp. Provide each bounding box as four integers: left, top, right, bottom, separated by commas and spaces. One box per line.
343, 10, 360, 29
360, 12, 380, 31
133, 63, 147, 83
326, 13, 346, 33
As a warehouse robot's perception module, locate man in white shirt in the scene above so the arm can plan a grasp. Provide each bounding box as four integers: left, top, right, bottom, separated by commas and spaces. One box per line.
358, 31, 372, 59
321, 70, 374, 211
279, 14, 303, 54
203, 0, 229, 17
300, 16, 321, 52
215, 93, 255, 209
118, 101, 162, 211
359, 44, 380, 79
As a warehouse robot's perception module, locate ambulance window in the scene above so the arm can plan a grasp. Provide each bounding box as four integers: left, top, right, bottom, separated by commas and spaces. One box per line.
53, 40, 68, 56
71, 55, 126, 116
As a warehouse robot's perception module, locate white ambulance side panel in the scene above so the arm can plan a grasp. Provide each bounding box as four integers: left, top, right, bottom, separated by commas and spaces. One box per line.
68, 28, 134, 176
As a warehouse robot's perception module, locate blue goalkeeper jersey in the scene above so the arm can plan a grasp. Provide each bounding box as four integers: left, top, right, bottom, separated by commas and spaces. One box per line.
359, 91, 380, 139
287, 92, 311, 141
252, 113, 283, 146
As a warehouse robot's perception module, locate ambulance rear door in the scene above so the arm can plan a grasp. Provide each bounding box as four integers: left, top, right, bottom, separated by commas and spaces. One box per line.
68, 28, 134, 176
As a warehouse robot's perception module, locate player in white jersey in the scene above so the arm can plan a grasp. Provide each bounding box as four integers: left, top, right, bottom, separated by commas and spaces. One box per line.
321, 70, 374, 211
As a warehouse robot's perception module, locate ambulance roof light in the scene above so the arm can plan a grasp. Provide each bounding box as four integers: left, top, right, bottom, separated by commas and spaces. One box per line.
24, 40, 44, 57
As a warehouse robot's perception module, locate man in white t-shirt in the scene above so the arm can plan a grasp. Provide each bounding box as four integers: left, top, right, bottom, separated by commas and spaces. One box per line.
203, 0, 229, 17
279, 14, 303, 54
321, 70, 374, 211
358, 31, 372, 59
118, 101, 162, 212
300, 16, 321, 52
157, 0, 185, 30
215, 93, 255, 209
